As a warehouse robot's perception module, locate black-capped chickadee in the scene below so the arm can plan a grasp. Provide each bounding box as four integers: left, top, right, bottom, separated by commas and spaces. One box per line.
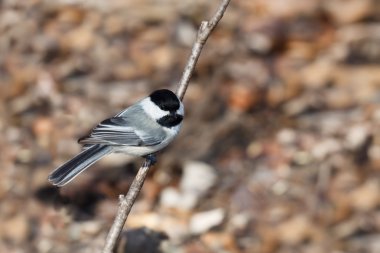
48, 89, 184, 187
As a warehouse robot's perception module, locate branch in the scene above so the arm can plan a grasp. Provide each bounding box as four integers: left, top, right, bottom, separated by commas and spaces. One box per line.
176, 0, 231, 101
102, 160, 152, 253
102, 1, 231, 252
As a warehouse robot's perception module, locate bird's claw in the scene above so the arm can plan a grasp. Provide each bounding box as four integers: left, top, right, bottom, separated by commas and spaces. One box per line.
143, 154, 157, 166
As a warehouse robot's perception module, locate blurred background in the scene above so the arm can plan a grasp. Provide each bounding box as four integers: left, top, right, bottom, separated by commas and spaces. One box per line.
1, 0, 380, 252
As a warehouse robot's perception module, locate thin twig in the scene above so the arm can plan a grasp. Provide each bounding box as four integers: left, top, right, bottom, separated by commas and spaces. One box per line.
102, 160, 151, 253
177, 0, 231, 101
102, 1, 231, 252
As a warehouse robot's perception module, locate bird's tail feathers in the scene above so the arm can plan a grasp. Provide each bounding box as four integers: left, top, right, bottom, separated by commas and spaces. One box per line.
48, 144, 112, 187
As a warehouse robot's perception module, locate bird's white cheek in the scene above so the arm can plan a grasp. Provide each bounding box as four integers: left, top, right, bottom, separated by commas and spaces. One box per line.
177, 103, 185, 117
140, 98, 169, 120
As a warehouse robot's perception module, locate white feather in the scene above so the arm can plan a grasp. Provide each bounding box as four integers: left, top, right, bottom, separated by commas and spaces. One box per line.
177, 102, 185, 117
140, 97, 169, 120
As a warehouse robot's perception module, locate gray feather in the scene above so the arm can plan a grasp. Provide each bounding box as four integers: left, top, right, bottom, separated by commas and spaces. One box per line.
79, 105, 167, 146
48, 144, 112, 186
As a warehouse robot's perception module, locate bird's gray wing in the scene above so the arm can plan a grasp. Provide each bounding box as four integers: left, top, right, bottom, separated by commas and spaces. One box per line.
78, 116, 165, 146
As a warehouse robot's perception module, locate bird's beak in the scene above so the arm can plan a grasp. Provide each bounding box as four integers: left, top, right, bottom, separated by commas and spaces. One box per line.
170, 111, 183, 120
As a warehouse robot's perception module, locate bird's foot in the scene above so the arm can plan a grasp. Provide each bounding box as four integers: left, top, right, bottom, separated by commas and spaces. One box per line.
143, 154, 157, 166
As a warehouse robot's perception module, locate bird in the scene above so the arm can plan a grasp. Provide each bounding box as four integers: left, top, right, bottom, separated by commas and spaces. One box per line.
48, 89, 184, 187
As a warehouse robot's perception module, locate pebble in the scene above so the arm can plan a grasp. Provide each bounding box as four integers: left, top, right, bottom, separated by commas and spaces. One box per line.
160, 187, 183, 209
345, 124, 370, 150
201, 232, 238, 252
160, 161, 217, 210
276, 215, 313, 245
127, 212, 189, 242
61, 26, 95, 52
300, 60, 334, 88
180, 161, 217, 195
312, 138, 342, 160
228, 212, 251, 232
176, 20, 197, 47
190, 208, 226, 235
228, 83, 259, 112
347, 234, 380, 253
323, 0, 373, 24
276, 128, 297, 145
0, 214, 29, 243
159, 161, 218, 210
349, 179, 379, 211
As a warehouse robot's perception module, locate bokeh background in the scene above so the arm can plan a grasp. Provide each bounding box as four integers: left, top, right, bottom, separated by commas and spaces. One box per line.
1, 0, 380, 252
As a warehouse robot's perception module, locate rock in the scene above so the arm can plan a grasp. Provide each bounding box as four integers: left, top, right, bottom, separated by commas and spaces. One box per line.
283, 96, 310, 116
180, 161, 217, 194
323, 0, 373, 24
228, 83, 260, 112
61, 26, 95, 52
228, 212, 251, 232
160, 187, 184, 209
261, 0, 319, 17
150, 45, 173, 70
201, 232, 238, 253
311, 138, 342, 160
160, 161, 217, 211
117, 227, 168, 253
276, 128, 297, 145
80, 221, 103, 236
324, 87, 356, 109
189, 208, 225, 234
317, 112, 346, 136
57, 6, 85, 25
245, 32, 274, 54
175, 20, 197, 47
103, 16, 125, 36
300, 60, 334, 88
179, 161, 217, 210
333, 216, 361, 239
126, 212, 189, 242
33, 117, 53, 147
349, 179, 379, 211
0, 214, 30, 243
368, 145, 380, 167
266, 82, 289, 106
347, 234, 380, 253
344, 124, 371, 150
276, 215, 313, 245
246, 141, 263, 159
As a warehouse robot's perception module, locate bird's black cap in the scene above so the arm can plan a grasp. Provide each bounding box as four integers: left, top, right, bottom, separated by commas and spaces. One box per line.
149, 89, 180, 112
